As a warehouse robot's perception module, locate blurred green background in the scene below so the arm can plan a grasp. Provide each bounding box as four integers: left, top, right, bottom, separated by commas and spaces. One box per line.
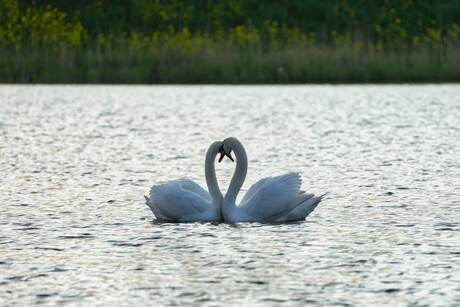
1, 0, 459, 83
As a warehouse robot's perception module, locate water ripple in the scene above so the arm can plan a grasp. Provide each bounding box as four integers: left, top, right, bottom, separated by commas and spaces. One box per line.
1, 85, 459, 305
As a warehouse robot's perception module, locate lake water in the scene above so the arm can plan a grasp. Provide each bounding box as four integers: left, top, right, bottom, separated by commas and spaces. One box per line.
1, 85, 459, 306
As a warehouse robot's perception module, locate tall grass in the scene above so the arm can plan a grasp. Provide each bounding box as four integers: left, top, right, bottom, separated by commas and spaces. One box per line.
1, 0, 460, 83
1, 41, 459, 83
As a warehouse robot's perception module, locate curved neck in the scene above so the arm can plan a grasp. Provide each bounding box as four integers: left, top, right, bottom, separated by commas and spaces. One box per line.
225, 138, 248, 204
205, 142, 223, 204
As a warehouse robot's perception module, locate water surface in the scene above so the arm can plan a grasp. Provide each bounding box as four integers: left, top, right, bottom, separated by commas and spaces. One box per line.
1, 85, 459, 306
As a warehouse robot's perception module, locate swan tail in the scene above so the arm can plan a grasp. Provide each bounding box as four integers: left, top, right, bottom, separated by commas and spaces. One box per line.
292, 194, 323, 220
272, 192, 324, 223
144, 189, 176, 222
144, 195, 154, 210
144, 194, 156, 212
303, 192, 330, 213
307, 195, 322, 213
267, 193, 312, 222
318, 192, 329, 199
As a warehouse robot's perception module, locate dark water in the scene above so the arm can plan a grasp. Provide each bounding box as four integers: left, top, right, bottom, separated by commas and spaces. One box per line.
1, 85, 459, 306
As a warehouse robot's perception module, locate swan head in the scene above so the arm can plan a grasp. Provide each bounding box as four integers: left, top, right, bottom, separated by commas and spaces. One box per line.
218, 137, 237, 163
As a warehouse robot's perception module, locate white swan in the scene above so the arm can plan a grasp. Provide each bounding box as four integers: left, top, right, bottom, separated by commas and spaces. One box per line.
144, 141, 224, 222
219, 137, 324, 223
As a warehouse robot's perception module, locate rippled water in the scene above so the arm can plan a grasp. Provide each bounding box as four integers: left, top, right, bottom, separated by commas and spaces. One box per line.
1, 85, 460, 306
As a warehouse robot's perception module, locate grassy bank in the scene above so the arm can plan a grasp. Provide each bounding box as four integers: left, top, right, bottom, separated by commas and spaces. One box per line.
1, 0, 460, 83
1, 43, 459, 84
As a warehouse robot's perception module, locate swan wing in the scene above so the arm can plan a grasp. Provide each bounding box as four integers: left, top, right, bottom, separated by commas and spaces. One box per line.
240, 177, 269, 204
240, 173, 303, 221
178, 178, 211, 201
148, 179, 210, 220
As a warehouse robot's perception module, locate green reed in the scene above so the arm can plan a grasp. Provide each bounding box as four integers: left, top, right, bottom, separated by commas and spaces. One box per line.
1, 40, 459, 83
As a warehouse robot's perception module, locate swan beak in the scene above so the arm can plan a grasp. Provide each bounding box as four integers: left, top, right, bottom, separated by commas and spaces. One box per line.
218, 148, 225, 163
226, 152, 234, 162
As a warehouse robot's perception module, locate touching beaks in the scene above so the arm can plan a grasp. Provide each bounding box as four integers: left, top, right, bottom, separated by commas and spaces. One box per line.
218, 146, 234, 163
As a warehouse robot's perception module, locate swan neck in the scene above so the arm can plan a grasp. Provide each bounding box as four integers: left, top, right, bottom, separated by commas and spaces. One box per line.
205, 142, 223, 204
226, 139, 247, 204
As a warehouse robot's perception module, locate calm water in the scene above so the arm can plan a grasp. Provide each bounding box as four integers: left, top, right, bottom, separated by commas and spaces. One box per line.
1, 85, 460, 306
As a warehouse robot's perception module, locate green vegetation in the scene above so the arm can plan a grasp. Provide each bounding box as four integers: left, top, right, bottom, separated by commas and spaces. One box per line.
1, 0, 460, 83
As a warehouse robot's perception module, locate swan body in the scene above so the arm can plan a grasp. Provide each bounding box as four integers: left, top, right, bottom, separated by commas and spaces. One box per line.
221, 137, 324, 223
144, 142, 223, 222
